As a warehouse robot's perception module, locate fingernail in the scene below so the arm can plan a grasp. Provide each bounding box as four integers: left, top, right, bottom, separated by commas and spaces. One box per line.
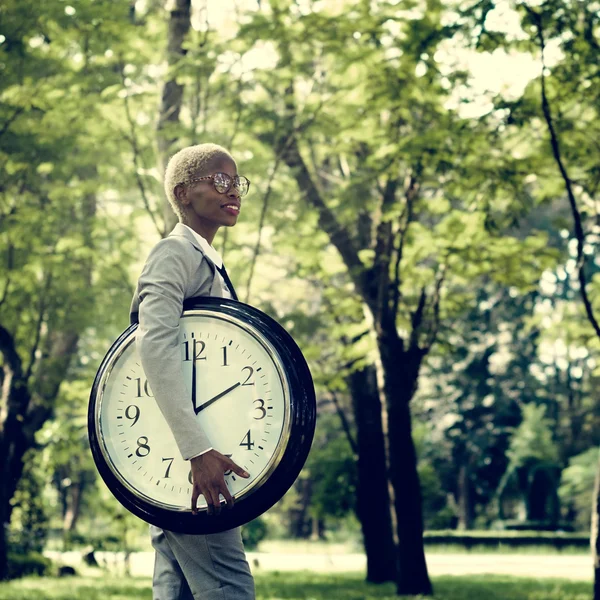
242, 471, 249, 477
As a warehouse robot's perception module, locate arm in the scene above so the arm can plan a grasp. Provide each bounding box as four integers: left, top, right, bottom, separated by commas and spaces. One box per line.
136, 239, 211, 460
136, 239, 249, 513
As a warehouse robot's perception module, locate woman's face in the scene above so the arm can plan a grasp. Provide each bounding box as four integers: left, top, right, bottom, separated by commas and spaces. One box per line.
179, 157, 242, 241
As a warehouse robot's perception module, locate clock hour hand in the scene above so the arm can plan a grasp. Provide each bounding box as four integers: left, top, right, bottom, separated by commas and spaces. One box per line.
194, 382, 241, 415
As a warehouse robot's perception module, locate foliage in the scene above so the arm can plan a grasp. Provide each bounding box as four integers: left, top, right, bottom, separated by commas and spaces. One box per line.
560, 447, 600, 531
506, 404, 560, 469
7, 451, 51, 555
5, 553, 51, 580
1, 0, 600, 571
304, 413, 357, 522
242, 518, 268, 551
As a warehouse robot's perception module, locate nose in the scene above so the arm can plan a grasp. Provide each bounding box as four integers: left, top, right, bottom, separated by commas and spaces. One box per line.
227, 187, 240, 200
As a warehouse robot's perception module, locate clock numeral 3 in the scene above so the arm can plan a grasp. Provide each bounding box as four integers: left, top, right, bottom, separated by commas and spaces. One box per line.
125, 405, 140, 426
136, 436, 151, 457
134, 378, 153, 398
253, 399, 266, 420
239, 430, 255, 450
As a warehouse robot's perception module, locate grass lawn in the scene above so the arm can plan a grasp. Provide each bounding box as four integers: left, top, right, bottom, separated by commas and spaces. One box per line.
0, 573, 592, 600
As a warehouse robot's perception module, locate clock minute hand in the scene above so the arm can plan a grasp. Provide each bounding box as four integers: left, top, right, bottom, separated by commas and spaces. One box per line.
194, 382, 241, 415
191, 358, 199, 413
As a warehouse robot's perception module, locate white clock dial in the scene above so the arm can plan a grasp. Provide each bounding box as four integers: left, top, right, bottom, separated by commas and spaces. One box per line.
97, 312, 290, 511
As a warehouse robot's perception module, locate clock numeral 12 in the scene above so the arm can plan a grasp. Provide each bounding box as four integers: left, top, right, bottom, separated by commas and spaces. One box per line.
183, 339, 206, 361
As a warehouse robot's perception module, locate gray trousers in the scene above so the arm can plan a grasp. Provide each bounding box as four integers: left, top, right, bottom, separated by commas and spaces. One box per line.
150, 525, 255, 600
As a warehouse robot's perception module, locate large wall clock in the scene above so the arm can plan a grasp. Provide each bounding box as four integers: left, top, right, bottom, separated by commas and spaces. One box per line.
88, 297, 316, 534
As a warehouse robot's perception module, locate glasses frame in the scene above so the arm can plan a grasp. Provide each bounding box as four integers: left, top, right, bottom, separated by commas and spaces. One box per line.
187, 173, 251, 197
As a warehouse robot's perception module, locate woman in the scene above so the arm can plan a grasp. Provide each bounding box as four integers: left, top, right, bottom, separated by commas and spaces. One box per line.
130, 143, 255, 600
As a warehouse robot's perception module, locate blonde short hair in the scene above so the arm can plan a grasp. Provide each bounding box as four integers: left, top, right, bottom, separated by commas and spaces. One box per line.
164, 143, 234, 220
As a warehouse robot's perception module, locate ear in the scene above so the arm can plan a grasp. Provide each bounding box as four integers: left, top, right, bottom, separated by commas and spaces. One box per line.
174, 184, 188, 205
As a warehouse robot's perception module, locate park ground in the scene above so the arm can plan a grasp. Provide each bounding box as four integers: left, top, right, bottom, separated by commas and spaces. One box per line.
2, 544, 593, 600
44, 540, 594, 581
0, 572, 592, 600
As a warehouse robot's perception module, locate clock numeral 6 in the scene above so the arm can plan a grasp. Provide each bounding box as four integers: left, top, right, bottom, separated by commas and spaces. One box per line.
135, 436, 150, 457
134, 377, 153, 398
125, 405, 140, 426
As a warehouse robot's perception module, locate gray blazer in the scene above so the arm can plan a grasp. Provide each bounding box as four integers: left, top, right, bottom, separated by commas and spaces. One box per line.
130, 223, 228, 460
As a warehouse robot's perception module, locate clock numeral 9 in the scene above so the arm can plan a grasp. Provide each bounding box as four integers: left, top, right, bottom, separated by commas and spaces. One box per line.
135, 377, 153, 398
125, 405, 140, 426
135, 436, 150, 457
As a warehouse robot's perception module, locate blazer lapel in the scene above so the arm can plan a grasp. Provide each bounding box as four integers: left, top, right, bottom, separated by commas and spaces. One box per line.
169, 224, 238, 300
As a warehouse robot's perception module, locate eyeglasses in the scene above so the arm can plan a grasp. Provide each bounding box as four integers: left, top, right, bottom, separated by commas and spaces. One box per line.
188, 173, 251, 197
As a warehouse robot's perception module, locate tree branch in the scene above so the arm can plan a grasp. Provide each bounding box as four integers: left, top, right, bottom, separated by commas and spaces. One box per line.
409, 287, 427, 350
120, 65, 165, 238
391, 170, 420, 322
24, 272, 52, 382
371, 178, 397, 330
0, 107, 25, 140
330, 391, 358, 456
424, 262, 447, 352
527, 6, 600, 339
244, 156, 281, 303
0, 324, 23, 380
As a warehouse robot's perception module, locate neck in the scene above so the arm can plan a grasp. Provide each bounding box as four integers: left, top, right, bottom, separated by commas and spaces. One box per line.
182, 216, 218, 245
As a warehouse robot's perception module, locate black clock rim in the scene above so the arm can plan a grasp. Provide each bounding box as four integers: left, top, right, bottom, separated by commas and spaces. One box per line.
88, 297, 316, 534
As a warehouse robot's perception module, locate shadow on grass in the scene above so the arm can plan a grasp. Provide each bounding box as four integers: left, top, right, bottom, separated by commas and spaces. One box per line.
0, 572, 592, 600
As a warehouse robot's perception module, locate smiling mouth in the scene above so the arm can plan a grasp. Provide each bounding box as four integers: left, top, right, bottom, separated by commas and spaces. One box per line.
222, 203, 240, 214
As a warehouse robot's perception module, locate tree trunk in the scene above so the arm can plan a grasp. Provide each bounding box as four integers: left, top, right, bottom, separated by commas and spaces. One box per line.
0, 422, 28, 579
348, 365, 397, 583
380, 334, 433, 596
157, 0, 191, 234
63, 479, 85, 533
592, 454, 600, 600
457, 463, 473, 530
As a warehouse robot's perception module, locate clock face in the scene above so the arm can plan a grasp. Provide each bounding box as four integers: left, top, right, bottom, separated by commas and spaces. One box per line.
89, 297, 316, 534
95, 311, 290, 512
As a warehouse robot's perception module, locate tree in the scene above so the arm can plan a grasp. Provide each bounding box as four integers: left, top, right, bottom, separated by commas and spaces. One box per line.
235, 0, 556, 594
0, 0, 137, 578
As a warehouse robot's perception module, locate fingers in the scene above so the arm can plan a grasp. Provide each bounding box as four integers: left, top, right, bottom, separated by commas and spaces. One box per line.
190, 456, 249, 516
221, 483, 235, 510
228, 459, 250, 479
191, 485, 200, 516
204, 487, 218, 516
